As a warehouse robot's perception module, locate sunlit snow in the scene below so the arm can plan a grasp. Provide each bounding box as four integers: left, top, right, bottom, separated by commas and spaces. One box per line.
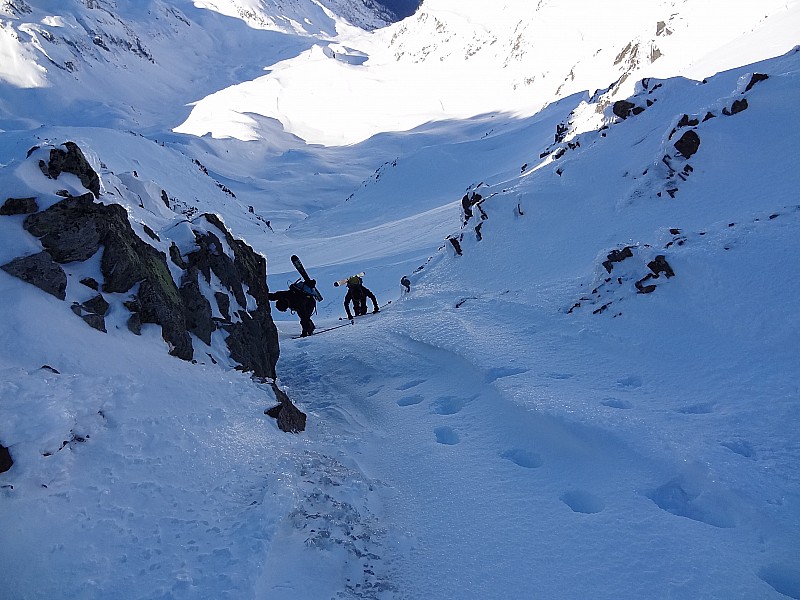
1, 1, 799, 599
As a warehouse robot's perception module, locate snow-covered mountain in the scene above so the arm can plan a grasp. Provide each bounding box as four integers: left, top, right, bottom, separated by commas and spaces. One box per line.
1, 0, 799, 598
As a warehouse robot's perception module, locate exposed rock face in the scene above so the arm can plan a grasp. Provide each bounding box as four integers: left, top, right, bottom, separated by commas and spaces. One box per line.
2, 142, 280, 380
265, 382, 307, 433
674, 130, 700, 159
23, 193, 193, 360
1, 197, 38, 215
0, 443, 12, 474
38, 141, 101, 198
1, 251, 67, 299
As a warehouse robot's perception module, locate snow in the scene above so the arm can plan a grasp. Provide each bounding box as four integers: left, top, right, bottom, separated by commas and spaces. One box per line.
1, 1, 800, 599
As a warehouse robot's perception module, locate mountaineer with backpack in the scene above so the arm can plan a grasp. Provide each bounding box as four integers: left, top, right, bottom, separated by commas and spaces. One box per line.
343, 275, 379, 320
269, 277, 319, 337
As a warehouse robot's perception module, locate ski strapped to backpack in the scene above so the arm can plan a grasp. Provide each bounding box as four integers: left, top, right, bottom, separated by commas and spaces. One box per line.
290, 254, 323, 301
333, 271, 365, 287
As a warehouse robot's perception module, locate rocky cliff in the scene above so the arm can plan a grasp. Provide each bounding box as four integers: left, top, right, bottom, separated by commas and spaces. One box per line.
1, 141, 280, 380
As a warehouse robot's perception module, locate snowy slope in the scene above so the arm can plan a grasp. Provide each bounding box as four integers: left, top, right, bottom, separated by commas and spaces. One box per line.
1, 0, 799, 599
176, 0, 800, 144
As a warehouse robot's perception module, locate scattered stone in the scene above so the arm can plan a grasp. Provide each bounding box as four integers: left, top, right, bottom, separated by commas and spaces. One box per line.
80, 277, 99, 290
82, 294, 109, 316
1, 197, 38, 215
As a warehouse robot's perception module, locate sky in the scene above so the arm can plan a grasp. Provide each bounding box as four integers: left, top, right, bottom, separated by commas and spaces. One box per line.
374, 0, 421, 18
0, 1, 799, 598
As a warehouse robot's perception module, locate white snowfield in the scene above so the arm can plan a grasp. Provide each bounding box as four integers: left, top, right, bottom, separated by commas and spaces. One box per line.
1, 0, 799, 599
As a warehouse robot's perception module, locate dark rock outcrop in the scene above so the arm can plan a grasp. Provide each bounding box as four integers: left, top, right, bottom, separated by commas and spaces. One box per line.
179, 269, 214, 345
265, 383, 307, 433
674, 130, 700, 159
38, 142, 100, 198
23, 193, 193, 359
602, 246, 634, 273
225, 308, 277, 378
647, 255, 675, 278
744, 73, 768, 92
723, 99, 748, 116
71, 294, 110, 332
1, 197, 38, 215
1, 251, 67, 299
0, 443, 12, 474
4, 142, 279, 380
612, 100, 644, 119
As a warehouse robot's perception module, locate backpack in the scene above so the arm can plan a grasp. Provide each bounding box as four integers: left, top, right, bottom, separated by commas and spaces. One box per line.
290, 279, 322, 301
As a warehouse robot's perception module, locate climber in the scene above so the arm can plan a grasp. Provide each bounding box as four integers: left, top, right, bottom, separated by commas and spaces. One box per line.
343, 276, 379, 320
269, 281, 318, 337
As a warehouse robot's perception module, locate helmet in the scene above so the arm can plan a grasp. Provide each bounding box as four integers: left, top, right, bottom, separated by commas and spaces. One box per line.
276, 298, 289, 312
347, 276, 362, 286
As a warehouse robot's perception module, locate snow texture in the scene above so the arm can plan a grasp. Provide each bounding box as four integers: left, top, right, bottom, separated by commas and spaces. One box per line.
1, 0, 799, 598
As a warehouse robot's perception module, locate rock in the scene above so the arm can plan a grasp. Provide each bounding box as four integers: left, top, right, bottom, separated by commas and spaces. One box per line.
723, 98, 748, 116
179, 269, 214, 345
81, 312, 107, 332
24, 193, 104, 263
226, 309, 279, 380
1, 251, 67, 299
744, 73, 768, 92
612, 100, 637, 119
265, 383, 307, 433
38, 141, 100, 198
648, 255, 675, 277
674, 130, 700, 159
82, 294, 109, 316
215, 292, 231, 320
71, 295, 109, 332
602, 246, 634, 273
80, 277, 100, 290
24, 193, 193, 358
0, 443, 12, 474
1, 197, 38, 215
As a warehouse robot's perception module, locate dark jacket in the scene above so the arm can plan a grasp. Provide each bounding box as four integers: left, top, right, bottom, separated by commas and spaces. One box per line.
344, 283, 378, 318
269, 288, 316, 335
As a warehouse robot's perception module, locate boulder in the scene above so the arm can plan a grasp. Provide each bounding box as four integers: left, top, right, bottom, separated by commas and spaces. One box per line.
265, 383, 307, 433
1, 251, 67, 299
723, 99, 748, 116
1, 197, 38, 215
674, 130, 700, 159
38, 141, 100, 198
648, 255, 675, 278
0, 443, 12, 474
602, 246, 634, 273
612, 100, 637, 119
